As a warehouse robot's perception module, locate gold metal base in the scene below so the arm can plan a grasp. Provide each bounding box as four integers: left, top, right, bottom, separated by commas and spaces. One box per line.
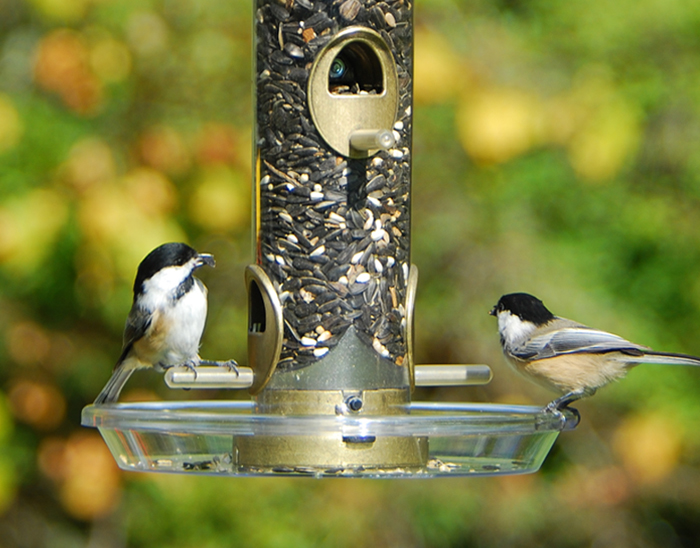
235, 434, 428, 470
254, 387, 410, 414
234, 388, 429, 469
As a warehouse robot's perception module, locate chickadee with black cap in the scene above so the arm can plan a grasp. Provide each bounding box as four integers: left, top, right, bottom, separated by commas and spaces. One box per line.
490, 292, 700, 413
95, 242, 237, 404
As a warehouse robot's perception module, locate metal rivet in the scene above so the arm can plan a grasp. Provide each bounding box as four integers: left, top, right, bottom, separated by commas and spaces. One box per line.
345, 395, 363, 412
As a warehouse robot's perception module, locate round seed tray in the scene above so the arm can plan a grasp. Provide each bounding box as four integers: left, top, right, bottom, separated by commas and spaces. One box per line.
82, 401, 576, 478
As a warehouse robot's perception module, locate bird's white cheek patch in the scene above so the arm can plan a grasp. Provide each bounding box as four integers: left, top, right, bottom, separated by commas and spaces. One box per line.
141, 264, 194, 310
498, 311, 536, 347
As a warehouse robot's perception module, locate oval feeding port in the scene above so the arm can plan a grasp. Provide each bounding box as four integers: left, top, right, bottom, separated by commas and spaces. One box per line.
248, 278, 266, 333
328, 41, 384, 95
245, 265, 283, 394
308, 26, 399, 157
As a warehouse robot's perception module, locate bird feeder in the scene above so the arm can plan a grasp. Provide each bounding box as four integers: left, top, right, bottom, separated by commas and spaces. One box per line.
82, 0, 577, 477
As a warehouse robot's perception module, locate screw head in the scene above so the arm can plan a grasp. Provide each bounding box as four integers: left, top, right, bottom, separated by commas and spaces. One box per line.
345, 395, 363, 412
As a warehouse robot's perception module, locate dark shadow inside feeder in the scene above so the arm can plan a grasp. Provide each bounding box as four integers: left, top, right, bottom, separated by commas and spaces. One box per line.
346, 159, 370, 207
249, 280, 266, 333
328, 42, 383, 95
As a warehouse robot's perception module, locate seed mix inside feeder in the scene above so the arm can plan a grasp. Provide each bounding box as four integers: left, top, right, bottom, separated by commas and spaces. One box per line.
82, 0, 578, 478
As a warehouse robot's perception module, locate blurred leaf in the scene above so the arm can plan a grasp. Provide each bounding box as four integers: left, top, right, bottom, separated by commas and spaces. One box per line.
414, 27, 471, 105
613, 412, 683, 485
27, 0, 92, 23
188, 166, 249, 233
0, 94, 23, 153
33, 28, 103, 114
0, 188, 70, 275
457, 86, 544, 165
0, 393, 13, 444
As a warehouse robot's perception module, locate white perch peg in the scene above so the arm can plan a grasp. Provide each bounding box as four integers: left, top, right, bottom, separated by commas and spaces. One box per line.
165, 366, 255, 390
414, 365, 493, 387
349, 128, 396, 151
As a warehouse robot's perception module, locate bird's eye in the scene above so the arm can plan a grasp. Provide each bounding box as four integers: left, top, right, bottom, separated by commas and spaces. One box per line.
329, 56, 347, 80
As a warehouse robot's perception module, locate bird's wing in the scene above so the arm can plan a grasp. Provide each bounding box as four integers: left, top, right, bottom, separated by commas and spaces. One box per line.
96, 304, 153, 404
114, 304, 153, 367
511, 326, 647, 360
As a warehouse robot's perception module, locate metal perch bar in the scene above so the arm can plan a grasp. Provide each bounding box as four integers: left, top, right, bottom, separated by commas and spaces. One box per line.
164, 364, 491, 390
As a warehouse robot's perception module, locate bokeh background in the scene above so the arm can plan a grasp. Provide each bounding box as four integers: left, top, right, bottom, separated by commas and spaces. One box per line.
2, 0, 700, 546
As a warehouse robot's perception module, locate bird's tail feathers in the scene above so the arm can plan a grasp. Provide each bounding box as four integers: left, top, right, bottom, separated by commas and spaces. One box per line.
94, 365, 135, 404
626, 351, 700, 367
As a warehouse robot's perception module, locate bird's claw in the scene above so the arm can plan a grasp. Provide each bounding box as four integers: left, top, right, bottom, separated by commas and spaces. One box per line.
543, 400, 581, 430
183, 360, 200, 381
221, 359, 240, 376
197, 358, 240, 377
543, 399, 570, 414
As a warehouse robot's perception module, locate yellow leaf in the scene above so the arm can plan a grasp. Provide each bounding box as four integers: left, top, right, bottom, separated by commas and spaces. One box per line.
90, 36, 132, 83
567, 97, 641, 183
189, 167, 250, 233
27, 0, 92, 23
457, 87, 544, 165
0, 188, 69, 275
414, 28, 471, 105
613, 413, 682, 485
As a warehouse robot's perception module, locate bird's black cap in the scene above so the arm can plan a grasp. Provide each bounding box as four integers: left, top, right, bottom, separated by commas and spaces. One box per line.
133, 242, 203, 294
490, 293, 555, 326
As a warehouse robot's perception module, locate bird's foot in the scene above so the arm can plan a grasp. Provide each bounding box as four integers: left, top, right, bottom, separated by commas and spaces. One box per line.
181, 360, 200, 380
161, 360, 201, 380
566, 406, 581, 429
198, 358, 240, 376
544, 399, 564, 414
545, 387, 594, 414
543, 399, 581, 430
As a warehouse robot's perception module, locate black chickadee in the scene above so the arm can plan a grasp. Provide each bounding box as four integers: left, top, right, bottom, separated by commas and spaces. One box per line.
490, 292, 700, 413
95, 242, 236, 404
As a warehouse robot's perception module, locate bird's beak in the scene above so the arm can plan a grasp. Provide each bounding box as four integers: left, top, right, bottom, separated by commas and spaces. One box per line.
489, 306, 497, 317
196, 253, 216, 268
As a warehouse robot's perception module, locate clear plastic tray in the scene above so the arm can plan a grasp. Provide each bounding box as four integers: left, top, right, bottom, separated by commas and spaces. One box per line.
81, 401, 576, 478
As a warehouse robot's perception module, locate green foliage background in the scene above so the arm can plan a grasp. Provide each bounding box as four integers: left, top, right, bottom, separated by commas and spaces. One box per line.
2, 0, 700, 546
